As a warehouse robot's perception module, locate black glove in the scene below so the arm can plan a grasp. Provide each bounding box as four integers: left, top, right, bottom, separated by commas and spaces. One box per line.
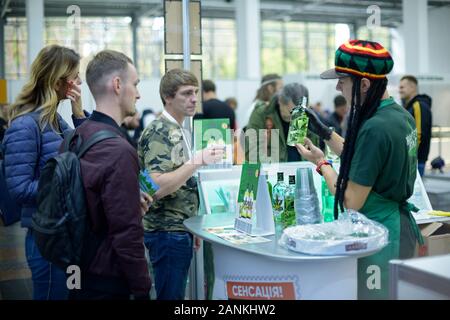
303, 107, 333, 141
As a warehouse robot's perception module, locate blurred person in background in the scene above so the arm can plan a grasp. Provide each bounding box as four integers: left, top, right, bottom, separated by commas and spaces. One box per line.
194, 79, 236, 130
326, 95, 348, 137
244, 74, 283, 129
399, 75, 432, 176
121, 111, 140, 148
225, 97, 238, 111
246, 82, 319, 163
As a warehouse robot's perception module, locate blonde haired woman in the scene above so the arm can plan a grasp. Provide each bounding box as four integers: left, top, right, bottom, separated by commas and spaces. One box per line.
3, 45, 86, 300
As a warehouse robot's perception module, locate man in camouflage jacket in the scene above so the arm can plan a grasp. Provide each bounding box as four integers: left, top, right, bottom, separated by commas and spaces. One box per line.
138, 69, 223, 300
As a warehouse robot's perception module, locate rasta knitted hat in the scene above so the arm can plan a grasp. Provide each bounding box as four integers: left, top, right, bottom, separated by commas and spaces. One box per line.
320, 40, 394, 80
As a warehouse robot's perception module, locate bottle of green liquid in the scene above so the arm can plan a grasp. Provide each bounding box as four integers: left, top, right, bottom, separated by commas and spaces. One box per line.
287, 96, 309, 146
272, 172, 288, 225
272, 172, 288, 223
281, 175, 296, 228
321, 178, 335, 223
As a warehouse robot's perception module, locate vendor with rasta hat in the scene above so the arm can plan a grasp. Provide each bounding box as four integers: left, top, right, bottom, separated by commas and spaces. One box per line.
296, 40, 423, 300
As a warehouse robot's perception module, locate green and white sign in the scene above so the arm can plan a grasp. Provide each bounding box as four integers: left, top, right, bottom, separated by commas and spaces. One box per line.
235, 163, 275, 236
193, 118, 233, 165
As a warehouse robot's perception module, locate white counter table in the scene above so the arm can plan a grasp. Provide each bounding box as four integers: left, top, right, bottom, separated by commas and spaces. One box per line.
185, 213, 383, 300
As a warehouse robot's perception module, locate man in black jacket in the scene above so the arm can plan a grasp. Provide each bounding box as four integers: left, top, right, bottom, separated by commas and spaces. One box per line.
326, 95, 348, 137
399, 75, 433, 176
194, 79, 236, 130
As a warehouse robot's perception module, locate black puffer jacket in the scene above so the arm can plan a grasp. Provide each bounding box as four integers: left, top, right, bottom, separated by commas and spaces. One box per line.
406, 94, 432, 163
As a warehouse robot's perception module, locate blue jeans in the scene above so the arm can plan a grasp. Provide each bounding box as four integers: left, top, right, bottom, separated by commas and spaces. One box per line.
418, 162, 425, 177
25, 229, 68, 300
144, 231, 193, 300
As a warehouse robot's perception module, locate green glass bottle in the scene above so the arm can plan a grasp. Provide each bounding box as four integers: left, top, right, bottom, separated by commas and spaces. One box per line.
321, 178, 335, 223
264, 171, 273, 204
272, 172, 287, 225
281, 175, 296, 228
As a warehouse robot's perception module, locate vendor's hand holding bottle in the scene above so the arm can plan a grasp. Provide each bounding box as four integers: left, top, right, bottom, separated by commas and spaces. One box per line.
295, 138, 325, 165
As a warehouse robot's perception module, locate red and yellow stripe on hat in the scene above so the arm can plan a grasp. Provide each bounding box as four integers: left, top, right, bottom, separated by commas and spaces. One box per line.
334, 40, 394, 80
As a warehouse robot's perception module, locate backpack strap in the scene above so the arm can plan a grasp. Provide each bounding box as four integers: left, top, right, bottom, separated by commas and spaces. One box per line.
77, 130, 119, 158
61, 130, 78, 153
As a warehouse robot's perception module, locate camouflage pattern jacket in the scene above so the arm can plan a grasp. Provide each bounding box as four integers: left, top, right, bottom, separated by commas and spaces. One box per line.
138, 115, 199, 232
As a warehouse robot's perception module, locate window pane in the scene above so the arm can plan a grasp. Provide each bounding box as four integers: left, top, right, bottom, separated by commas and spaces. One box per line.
357, 26, 392, 51
261, 20, 338, 75
138, 17, 164, 79
202, 18, 237, 79
261, 20, 283, 74
5, 17, 28, 80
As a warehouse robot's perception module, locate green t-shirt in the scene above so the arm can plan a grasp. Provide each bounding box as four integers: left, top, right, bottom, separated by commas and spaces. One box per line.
137, 116, 199, 232
349, 97, 418, 203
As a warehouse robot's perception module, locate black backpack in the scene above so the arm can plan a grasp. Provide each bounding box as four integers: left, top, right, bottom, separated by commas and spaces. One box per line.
31, 129, 118, 270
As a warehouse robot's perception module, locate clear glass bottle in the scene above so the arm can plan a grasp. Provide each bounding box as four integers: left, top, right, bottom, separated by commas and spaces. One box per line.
281, 175, 296, 228
287, 96, 309, 146
325, 143, 340, 165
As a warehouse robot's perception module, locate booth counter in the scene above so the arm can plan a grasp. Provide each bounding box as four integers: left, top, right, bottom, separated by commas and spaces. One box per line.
185, 213, 382, 300
184, 162, 446, 300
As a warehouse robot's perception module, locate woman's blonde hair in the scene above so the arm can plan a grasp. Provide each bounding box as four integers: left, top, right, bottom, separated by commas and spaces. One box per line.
9, 45, 80, 131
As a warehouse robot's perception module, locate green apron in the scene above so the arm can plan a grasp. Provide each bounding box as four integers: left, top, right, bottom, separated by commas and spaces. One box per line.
357, 191, 424, 300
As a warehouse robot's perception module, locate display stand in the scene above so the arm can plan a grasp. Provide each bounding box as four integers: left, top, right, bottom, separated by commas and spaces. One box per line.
234, 163, 275, 236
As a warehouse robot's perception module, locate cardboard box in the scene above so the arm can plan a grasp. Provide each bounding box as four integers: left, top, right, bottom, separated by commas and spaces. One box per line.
416, 222, 450, 256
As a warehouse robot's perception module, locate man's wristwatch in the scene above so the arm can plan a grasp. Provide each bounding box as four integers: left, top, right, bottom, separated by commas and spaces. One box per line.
316, 159, 332, 176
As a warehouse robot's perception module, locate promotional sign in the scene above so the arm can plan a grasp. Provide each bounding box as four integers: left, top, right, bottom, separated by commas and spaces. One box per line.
193, 118, 233, 166
226, 281, 297, 300
234, 163, 275, 236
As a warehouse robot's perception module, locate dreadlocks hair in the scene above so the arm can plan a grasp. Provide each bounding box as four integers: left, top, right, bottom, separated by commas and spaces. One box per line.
333, 76, 388, 219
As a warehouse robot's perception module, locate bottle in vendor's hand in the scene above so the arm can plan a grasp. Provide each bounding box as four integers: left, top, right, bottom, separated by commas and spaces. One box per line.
287, 96, 309, 146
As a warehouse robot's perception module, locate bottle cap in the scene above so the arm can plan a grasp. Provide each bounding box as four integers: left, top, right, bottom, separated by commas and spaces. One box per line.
277, 172, 284, 182
288, 175, 295, 185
